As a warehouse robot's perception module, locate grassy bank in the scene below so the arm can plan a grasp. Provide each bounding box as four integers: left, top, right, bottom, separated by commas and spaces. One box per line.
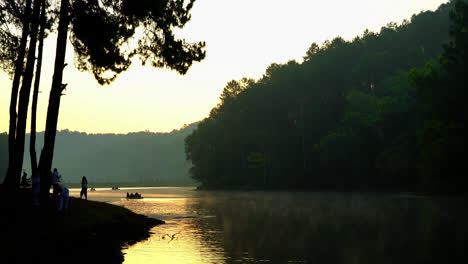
0, 185, 164, 264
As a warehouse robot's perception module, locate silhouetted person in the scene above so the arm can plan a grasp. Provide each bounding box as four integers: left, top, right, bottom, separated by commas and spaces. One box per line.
21, 172, 31, 189
80, 176, 88, 200
51, 168, 60, 198
126, 192, 129, 198
58, 183, 69, 212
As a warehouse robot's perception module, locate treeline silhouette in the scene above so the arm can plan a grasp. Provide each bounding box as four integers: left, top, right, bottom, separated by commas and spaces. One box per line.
185, 1, 466, 193
1, 124, 197, 185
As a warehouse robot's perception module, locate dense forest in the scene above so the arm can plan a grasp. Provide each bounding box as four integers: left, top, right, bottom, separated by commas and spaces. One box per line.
185, 1, 467, 194
1, 124, 196, 185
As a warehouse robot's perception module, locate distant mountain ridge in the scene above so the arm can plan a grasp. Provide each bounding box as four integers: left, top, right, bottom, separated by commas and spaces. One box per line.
1, 123, 198, 184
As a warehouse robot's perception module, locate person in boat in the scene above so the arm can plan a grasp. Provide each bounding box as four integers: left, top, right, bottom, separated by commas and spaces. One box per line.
127, 193, 142, 199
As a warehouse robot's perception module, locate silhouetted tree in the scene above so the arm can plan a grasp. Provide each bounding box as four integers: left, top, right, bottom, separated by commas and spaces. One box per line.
38, 0, 206, 202
12, 0, 42, 189
0, 0, 26, 76
1, 0, 40, 189
1, 0, 206, 193
1, 0, 31, 189
29, 0, 48, 179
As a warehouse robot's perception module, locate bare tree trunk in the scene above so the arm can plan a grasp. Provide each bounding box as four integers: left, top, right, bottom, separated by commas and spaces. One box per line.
4, 0, 32, 189
39, 0, 69, 205
13, 0, 41, 189
30, 0, 46, 177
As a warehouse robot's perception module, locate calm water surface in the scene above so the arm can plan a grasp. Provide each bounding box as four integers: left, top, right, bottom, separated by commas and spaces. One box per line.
70, 187, 468, 264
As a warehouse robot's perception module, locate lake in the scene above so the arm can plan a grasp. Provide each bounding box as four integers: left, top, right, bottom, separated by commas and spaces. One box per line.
69, 187, 468, 264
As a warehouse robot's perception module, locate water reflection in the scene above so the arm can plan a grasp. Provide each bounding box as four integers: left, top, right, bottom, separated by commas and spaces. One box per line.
112, 189, 227, 264
123, 219, 225, 264
71, 187, 468, 264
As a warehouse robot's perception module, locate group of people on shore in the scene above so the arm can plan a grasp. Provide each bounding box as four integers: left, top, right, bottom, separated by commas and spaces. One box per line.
22, 170, 145, 206
20, 168, 89, 211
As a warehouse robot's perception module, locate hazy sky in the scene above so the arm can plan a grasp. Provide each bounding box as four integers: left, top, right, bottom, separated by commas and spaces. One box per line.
0, 0, 448, 134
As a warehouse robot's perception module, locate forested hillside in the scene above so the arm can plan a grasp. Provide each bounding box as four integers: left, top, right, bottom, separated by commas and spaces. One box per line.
1, 124, 197, 185
185, 1, 466, 193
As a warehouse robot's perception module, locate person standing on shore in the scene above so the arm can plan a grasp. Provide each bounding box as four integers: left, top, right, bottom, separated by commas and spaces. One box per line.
58, 183, 69, 212
80, 176, 88, 200
51, 168, 60, 198
21, 171, 31, 189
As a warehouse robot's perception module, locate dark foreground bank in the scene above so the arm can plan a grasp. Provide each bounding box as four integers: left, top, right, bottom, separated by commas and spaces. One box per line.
0, 185, 164, 264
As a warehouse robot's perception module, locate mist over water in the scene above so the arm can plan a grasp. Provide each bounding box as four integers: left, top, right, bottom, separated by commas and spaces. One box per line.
70, 187, 468, 264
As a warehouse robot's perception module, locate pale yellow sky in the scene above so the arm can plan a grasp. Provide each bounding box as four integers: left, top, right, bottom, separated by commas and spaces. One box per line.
0, 0, 448, 134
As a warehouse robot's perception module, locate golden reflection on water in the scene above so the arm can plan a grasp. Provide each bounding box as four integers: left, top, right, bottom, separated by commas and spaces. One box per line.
69, 187, 227, 264
118, 197, 226, 264
67, 187, 468, 264
122, 219, 225, 264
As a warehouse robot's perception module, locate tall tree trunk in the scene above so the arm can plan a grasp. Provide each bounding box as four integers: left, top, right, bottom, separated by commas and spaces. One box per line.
4, 0, 32, 189
39, 0, 69, 205
13, 0, 42, 189
30, 0, 46, 177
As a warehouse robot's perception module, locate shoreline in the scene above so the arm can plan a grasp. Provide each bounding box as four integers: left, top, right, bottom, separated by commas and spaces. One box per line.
194, 185, 468, 198
64, 182, 197, 189
0, 186, 164, 264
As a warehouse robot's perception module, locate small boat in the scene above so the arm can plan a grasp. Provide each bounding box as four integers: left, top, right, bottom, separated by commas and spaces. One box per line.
126, 192, 143, 199
89, 187, 96, 191
111, 186, 119, 190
